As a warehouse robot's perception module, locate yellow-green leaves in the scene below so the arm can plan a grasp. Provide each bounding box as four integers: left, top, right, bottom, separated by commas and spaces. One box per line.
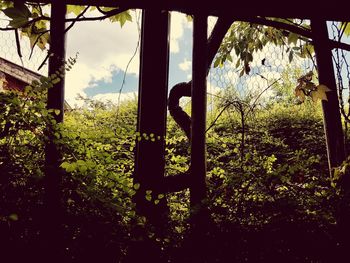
295, 71, 331, 103
341, 22, 350, 37
287, 32, 299, 45
8, 213, 18, 221
133, 183, 140, 190
2, 3, 31, 28
109, 10, 132, 27
67, 5, 86, 16
20, 20, 49, 51
310, 84, 331, 102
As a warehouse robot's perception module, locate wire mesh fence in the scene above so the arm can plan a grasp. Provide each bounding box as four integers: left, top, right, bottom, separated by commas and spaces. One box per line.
330, 21, 350, 144
207, 18, 316, 123
1, 13, 349, 134
0, 16, 48, 90
0, 18, 48, 73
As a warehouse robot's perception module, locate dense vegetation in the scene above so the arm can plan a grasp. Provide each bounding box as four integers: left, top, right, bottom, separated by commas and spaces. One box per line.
0, 70, 349, 262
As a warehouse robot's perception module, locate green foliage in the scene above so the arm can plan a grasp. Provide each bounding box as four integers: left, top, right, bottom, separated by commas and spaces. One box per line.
294, 71, 331, 103
214, 19, 312, 75
2, 2, 31, 28
341, 22, 350, 37
0, 61, 345, 261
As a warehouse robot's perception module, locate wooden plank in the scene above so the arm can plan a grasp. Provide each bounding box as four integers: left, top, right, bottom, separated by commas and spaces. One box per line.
190, 13, 207, 208
311, 19, 345, 171
133, 9, 170, 225
15, 0, 350, 20
43, 2, 67, 262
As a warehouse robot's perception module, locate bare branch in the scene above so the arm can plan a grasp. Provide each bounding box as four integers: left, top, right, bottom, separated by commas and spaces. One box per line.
238, 16, 350, 52
65, 5, 90, 32
64, 7, 129, 22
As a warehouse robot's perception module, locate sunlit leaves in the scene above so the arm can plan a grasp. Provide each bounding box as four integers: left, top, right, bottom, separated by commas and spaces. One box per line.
288, 32, 299, 45
8, 213, 18, 221
295, 71, 331, 103
67, 5, 86, 16
109, 10, 132, 27
341, 22, 350, 37
215, 19, 312, 75
2, 3, 31, 28
310, 84, 331, 102
0, 1, 13, 9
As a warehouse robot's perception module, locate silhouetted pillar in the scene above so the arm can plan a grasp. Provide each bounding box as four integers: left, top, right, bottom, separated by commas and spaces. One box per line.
190, 14, 208, 209
43, 2, 66, 262
311, 19, 345, 171
134, 9, 170, 225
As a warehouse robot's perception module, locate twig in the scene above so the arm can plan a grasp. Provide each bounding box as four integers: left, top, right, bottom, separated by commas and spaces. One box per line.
64, 8, 129, 23
14, 29, 23, 59
246, 78, 281, 116
29, 30, 49, 59
206, 102, 232, 133
65, 6, 90, 33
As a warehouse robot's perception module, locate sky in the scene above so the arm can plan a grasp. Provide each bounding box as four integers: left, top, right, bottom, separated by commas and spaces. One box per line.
64, 10, 194, 107
0, 10, 195, 107
2, 12, 345, 109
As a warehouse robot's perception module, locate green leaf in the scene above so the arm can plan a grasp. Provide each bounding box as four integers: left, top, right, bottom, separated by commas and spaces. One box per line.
213, 58, 221, 68
246, 52, 253, 62
8, 213, 18, 221
60, 162, 70, 169
107, 181, 115, 188
8, 17, 28, 28
186, 15, 193, 22
342, 22, 350, 37
67, 5, 86, 16
109, 10, 132, 27
310, 84, 331, 102
2, 4, 31, 20
133, 183, 140, 190
288, 50, 294, 63
51, 77, 61, 85
79, 165, 87, 173
2, 4, 32, 29
226, 54, 233, 62
287, 32, 299, 45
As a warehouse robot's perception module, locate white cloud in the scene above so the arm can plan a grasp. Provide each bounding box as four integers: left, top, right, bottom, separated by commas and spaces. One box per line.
65, 11, 141, 106
170, 12, 191, 53
179, 58, 191, 71
65, 62, 117, 107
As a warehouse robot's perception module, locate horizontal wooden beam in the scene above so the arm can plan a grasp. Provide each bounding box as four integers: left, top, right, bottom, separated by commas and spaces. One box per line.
16, 0, 350, 20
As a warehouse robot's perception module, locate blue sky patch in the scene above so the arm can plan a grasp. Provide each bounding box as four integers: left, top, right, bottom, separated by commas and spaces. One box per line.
85, 70, 138, 97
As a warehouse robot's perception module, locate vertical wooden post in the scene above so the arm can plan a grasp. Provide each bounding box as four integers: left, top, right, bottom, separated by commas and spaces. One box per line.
43, 2, 66, 262
311, 19, 345, 172
190, 14, 208, 209
134, 9, 170, 225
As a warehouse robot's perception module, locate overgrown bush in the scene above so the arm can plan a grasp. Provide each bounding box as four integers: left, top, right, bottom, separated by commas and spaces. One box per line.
0, 73, 345, 262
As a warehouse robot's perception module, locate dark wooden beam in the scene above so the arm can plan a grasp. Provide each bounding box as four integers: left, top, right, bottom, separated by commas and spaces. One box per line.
311, 19, 345, 171
190, 13, 207, 208
133, 9, 170, 225
15, 0, 350, 20
43, 2, 66, 262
